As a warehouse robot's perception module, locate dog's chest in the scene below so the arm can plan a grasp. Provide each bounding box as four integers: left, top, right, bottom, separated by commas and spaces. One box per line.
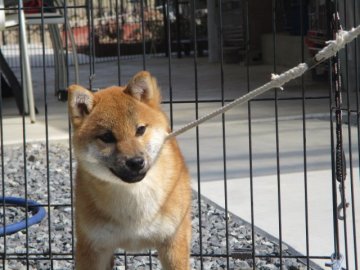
87, 183, 176, 250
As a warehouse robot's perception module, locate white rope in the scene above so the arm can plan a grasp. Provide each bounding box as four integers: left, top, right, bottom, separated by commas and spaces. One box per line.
316, 25, 360, 62
167, 63, 308, 139
166, 25, 360, 140
270, 63, 308, 91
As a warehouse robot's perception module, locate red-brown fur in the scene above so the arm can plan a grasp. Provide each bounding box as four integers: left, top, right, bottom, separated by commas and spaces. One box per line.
68, 71, 191, 270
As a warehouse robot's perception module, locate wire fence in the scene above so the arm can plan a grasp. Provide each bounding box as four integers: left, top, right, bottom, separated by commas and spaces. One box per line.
0, 0, 208, 68
0, 0, 359, 269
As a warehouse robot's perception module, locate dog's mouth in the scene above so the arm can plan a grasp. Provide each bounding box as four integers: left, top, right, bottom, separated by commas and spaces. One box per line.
109, 168, 146, 183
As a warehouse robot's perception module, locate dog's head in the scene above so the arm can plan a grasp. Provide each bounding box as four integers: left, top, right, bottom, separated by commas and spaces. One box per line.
68, 71, 169, 184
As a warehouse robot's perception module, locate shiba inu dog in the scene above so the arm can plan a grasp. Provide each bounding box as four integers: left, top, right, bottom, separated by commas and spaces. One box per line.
68, 71, 191, 270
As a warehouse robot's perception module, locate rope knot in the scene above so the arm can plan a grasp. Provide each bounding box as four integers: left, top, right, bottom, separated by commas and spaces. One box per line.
316, 25, 360, 62
270, 63, 308, 90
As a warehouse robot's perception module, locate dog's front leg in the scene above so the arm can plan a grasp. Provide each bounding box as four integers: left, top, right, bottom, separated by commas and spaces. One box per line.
157, 219, 191, 270
158, 239, 190, 270
75, 233, 114, 270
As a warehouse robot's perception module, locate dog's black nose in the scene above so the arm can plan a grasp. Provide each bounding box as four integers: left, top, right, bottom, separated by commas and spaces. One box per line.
126, 157, 145, 172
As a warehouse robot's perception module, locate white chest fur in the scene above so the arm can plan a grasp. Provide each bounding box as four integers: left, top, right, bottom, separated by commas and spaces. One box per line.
83, 174, 177, 251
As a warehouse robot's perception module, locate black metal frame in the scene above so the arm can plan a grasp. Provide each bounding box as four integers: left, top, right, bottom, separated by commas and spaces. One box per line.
0, 0, 359, 269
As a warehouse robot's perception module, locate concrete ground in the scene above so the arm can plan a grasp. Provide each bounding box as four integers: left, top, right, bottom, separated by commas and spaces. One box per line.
1, 56, 359, 269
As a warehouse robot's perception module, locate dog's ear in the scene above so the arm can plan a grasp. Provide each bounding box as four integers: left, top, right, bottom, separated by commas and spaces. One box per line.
124, 71, 161, 107
68, 84, 95, 127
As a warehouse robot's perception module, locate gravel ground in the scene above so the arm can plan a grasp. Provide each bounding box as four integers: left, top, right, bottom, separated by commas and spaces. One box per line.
0, 143, 316, 270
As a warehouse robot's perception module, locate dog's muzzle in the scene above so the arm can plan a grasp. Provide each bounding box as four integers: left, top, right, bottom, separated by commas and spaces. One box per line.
110, 156, 147, 183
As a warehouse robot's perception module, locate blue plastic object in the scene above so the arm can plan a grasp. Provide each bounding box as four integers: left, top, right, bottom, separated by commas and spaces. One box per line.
0, 196, 46, 236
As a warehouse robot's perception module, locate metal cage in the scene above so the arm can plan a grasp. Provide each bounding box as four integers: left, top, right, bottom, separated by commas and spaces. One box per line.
0, 0, 359, 269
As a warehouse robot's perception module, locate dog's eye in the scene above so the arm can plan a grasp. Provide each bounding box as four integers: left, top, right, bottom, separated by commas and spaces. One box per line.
98, 132, 116, 143
136, 125, 147, 136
